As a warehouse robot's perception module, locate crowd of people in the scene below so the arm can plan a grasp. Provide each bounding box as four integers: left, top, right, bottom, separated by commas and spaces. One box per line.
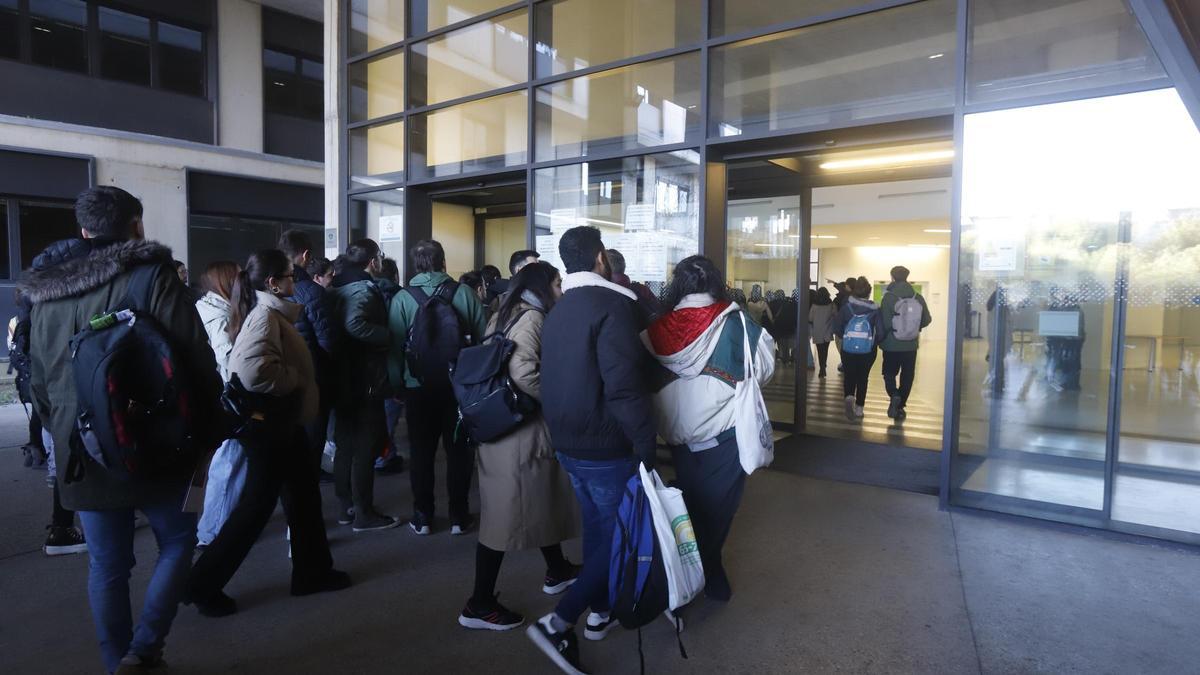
11, 186, 786, 675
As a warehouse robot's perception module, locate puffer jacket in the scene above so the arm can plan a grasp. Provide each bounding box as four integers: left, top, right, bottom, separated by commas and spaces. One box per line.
290, 265, 335, 358
643, 294, 776, 447
195, 291, 234, 381
228, 291, 318, 425
22, 238, 223, 511
327, 267, 390, 402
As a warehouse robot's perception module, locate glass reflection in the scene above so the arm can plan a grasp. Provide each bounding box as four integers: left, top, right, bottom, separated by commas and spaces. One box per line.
350, 188, 406, 271
349, 0, 405, 55
533, 0, 702, 78
410, 91, 528, 179
411, 10, 528, 107
350, 118, 405, 189
350, 49, 404, 123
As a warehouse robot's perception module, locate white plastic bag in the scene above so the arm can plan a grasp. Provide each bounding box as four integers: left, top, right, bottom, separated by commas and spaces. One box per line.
734, 314, 775, 474
639, 463, 704, 610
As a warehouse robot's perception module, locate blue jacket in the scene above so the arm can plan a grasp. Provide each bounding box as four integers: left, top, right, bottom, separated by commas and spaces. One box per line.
290, 266, 335, 361
834, 296, 885, 347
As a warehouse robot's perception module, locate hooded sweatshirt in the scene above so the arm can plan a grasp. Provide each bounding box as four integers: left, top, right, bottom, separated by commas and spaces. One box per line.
643, 293, 776, 448
834, 295, 885, 348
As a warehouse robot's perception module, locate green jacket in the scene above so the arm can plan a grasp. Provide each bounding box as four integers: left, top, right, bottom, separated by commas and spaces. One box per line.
327, 268, 391, 401
880, 281, 932, 352
23, 239, 223, 511
388, 271, 487, 390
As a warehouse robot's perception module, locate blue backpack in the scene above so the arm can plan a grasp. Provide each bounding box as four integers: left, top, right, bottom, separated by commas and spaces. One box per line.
842, 311, 877, 354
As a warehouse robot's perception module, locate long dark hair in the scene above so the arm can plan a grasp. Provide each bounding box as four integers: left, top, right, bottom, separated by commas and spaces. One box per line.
493, 260, 560, 334
228, 249, 290, 342
663, 255, 730, 310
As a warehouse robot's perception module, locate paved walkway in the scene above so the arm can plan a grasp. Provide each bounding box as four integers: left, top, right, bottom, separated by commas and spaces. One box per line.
0, 404, 1197, 674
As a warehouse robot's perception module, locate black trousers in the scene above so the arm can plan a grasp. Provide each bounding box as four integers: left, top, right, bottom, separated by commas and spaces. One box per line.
815, 341, 830, 372
882, 350, 918, 405
842, 349, 878, 407
332, 400, 386, 514
189, 426, 333, 599
406, 388, 474, 519
671, 436, 745, 593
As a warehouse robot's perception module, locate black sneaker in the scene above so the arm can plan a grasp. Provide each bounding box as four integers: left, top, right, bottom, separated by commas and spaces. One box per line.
543, 563, 581, 595
583, 612, 616, 641
896, 405, 908, 422
450, 514, 473, 536
44, 525, 88, 556
292, 569, 352, 597
337, 506, 355, 526
352, 512, 401, 532
189, 590, 237, 618
526, 614, 588, 675
23, 444, 46, 469
375, 454, 406, 474
115, 652, 166, 673
410, 511, 432, 536
887, 396, 902, 419
458, 596, 525, 631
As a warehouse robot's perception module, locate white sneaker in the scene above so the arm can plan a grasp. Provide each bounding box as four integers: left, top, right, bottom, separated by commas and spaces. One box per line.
583, 612, 617, 641
854, 405, 864, 418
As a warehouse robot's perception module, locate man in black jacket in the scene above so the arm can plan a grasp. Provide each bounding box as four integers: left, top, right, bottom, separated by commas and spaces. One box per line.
526, 226, 657, 674
278, 230, 336, 480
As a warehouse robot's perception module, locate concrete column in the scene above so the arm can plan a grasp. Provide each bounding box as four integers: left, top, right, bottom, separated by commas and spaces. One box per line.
323, 0, 342, 258
217, 0, 264, 153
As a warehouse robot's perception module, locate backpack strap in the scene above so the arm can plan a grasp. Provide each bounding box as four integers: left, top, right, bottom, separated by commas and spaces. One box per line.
404, 285, 430, 305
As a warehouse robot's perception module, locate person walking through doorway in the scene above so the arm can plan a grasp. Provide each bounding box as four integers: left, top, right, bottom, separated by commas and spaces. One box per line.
880, 266, 932, 421
809, 287, 836, 378
835, 277, 884, 421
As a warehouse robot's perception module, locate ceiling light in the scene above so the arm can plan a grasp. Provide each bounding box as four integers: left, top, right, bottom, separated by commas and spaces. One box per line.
811, 235, 838, 239
819, 149, 954, 171
928, 53, 945, 59
923, 228, 951, 233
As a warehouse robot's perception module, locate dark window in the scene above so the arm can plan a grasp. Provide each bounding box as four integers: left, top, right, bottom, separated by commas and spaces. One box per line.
0, 202, 10, 280
264, 48, 298, 114
188, 215, 323, 279
99, 7, 151, 86
0, 0, 20, 61
30, 0, 89, 74
158, 22, 204, 96
18, 201, 78, 270
298, 58, 323, 120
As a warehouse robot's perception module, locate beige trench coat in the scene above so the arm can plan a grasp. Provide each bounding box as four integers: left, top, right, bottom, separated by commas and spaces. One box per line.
477, 302, 580, 551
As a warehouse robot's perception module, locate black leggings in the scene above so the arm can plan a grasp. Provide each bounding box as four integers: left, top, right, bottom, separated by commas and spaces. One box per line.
842, 349, 878, 407
471, 542, 568, 604
815, 342, 830, 372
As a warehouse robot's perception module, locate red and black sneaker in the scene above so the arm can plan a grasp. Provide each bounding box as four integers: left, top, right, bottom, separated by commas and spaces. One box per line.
458, 596, 525, 631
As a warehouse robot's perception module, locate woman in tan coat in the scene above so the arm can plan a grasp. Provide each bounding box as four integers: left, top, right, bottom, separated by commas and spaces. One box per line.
187, 249, 349, 618
459, 261, 580, 632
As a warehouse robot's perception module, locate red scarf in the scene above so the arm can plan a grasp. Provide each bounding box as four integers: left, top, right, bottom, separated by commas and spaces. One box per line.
647, 301, 732, 355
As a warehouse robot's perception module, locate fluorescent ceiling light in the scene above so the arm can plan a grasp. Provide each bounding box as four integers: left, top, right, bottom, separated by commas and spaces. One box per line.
928, 53, 944, 59
923, 228, 952, 233
819, 149, 954, 171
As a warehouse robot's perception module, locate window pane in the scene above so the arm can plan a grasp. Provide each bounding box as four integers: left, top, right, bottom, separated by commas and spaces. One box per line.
349, 0, 405, 56
411, 10, 528, 108
0, 0, 20, 61
350, 118, 405, 188
264, 48, 298, 115
533, 0, 703, 78
349, 49, 404, 123
19, 201, 78, 270
298, 58, 323, 120
711, 0, 956, 138
535, 52, 701, 162
349, 188, 406, 271
967, 0, 1166, 105
100, 7, 151, 86
533, 150, 699, 296
159, 22, 205, 97
412, 0, 515, 36
0, 202, 8, 279
711, 0, 876, 37
410, 91, 527, 179
30, 0, 88, 74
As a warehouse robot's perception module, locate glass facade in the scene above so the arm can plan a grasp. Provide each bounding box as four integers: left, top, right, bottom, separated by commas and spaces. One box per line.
338, 0, 1200, 545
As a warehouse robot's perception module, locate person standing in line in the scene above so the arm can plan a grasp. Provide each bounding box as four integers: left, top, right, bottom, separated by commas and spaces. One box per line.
458, 261, 581, 631
525, 226, 658, 675
307, 256, 334, 288
809, 287, 836, 378
835, 277, 884, 422
607, 248, 665, 326
490, 249, 541, 314
327, 239, 399, 531
388, 240, 487, 536
187, 250, 350, 618
24, 186, 225, 673
194, 261, 247, 549
371, 257, 406, 474
643, 256, 775, 602
879, 266, 932, 421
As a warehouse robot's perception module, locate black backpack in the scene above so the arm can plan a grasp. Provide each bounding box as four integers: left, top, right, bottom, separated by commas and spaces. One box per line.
66, 264, 198, 482
404, 281, 468, 393
449, 310, 538, 443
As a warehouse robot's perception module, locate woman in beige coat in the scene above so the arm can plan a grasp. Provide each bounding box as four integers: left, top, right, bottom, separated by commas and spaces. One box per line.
187, 249, 349, 618
459, 261, 580, 632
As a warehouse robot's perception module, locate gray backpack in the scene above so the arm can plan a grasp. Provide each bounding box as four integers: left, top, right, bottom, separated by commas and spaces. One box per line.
891, 296, 924, 341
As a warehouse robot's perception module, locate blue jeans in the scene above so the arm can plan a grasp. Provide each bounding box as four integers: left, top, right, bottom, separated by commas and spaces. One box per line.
196, 439, 247, 545
78, 489, 197, 673
554, 453, 637, 625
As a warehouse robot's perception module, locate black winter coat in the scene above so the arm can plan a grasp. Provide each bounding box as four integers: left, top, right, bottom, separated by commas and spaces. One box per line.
290, 266, 335, 360
540, 276, 657, 465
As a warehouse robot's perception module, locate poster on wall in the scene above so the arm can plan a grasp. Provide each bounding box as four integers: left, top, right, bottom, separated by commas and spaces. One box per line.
976, 222, 1023, 273
378, 214, 404, 242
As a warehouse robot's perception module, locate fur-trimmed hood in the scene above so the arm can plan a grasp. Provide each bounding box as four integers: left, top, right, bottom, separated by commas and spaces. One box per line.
20, 239, 174, 304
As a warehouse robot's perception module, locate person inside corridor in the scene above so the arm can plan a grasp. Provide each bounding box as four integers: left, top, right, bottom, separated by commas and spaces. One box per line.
458, 260, 581, 632
809, 287, 836, 378
388, 239, 487, 536
328, 239, 399, 531
489, 249, 540, 314
880, 265, 932, 421
187, 249, 350, 618
606, 248, 665, 326
835, 277, 884, 422
770, 289, 798, 365
745, 283, 774, 328
194, 261, 246, 550
525, 225, 658, 675
644, 255, 776, 602
23, 186, 224, 673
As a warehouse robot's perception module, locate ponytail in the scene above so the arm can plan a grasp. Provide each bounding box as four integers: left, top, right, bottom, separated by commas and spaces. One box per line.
226, 269, 256, 343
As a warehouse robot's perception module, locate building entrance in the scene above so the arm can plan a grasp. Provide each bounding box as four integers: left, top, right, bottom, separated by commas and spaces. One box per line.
426, 180, 528, 279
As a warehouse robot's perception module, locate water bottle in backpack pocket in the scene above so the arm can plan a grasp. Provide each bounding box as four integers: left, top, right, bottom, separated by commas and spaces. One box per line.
842, 311, 877, 354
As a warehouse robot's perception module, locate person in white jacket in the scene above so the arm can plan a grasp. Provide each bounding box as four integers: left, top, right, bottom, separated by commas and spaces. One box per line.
642, 255, 775, 602
194, 261, 245, 548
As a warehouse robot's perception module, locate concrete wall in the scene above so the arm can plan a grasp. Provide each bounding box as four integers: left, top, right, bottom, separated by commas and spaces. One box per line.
482, 216, 527, 272
218, 0, 265, 152
432, 202, 475, 278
